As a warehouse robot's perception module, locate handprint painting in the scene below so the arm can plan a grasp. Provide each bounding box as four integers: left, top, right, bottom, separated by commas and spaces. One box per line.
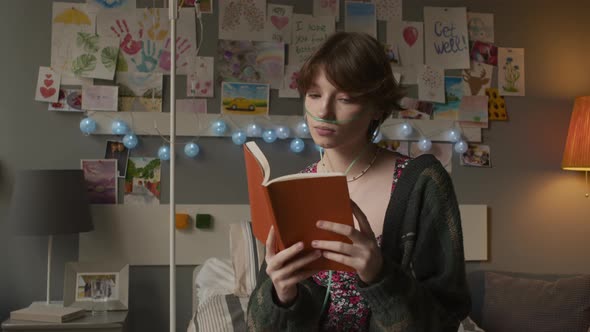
87, 0, 136, 10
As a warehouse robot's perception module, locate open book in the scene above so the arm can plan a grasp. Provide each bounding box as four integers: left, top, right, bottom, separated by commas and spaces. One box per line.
243, 141, 354, 272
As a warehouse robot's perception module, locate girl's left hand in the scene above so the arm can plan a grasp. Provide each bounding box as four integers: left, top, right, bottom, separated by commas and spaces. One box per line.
311, 200, 383, 284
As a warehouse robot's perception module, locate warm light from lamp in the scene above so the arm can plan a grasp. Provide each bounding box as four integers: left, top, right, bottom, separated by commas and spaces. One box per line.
562, 96, 590, 171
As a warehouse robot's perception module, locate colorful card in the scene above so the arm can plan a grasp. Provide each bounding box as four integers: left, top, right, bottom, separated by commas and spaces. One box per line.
49, 89, 83, 112
81, 159, 118, 204
221, 82, 269, 115
458, 95, 489, 128
117, 72, 163, 112
417, 65, 445, 103
124, 157, 161, 205
433, 76, 463, 120
187, 56, 214, 97
290, 14, 335, 65
398, 97, 433, 119
344, 1, 377, 38
265, 4, 293, 43
486, 88, 508, 121
217, 40, 284, 89
397, 21, 424, 66
218, 0, 266, 41
470, 41, 498, 66
424, 7, 470, 69
462, 62, 493, 96
278, 65, 301, 99
460, 144, 491, 168
104, 140, 130, 177
467, 12, 494, 43
82, 85, 119, 111
35, 67, 61, 102
71, 32, 120, 80
498, 48, 525, 96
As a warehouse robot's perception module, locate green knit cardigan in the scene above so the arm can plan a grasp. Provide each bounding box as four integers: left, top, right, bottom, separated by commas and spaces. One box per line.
246, 154, 472, 331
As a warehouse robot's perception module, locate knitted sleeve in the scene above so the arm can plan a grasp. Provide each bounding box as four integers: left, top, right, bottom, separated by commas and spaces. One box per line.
357, 162, 471, 332
246, 262, 326, 332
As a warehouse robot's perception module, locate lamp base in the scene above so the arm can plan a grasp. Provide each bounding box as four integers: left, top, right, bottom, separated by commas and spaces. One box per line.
30, 300, 65, 308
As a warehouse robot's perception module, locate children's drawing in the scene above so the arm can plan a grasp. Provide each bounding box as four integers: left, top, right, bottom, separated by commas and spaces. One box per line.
313, 0, 339, 21
424, 7, 470, 69
433, 76, 463, 120
96, 11, 143, 73
116, 72, 163, 112
344, 1, 376, 38
182, 0, 213, 14
187, 56, 214, 97
82, 85, 119, 111
124, 157, 161, 205
417, 65, 445, 103
458, 95, 489, 128
290, 14, 335, 65
81, 159, 118, 204
265, 4, 293, 44
397, 21, 424, 66
467, 12, 494, 43
35, 67, 61, 103
278, 65, 301, 98
104, 140, 130, 177
71, 32, 120, 80
498, 48, 525, 96
221, 82, 269, 115
375, 0, 402, 22
398, 97, 433, 120
470, 41, 498, 66
460, 144, 491, 168
219, 0, 266, 41
49, 89, 83, 112
486, 88, 508, 121
410, 142, 453, 173
218, 40, 284, 89
87, 0, 136, 10
51, 3, 96, 85
462, 62, 493, 96
177, 99, 208, 114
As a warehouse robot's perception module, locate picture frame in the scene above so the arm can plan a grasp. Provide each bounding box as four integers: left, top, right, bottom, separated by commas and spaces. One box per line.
63, 262, 129, 311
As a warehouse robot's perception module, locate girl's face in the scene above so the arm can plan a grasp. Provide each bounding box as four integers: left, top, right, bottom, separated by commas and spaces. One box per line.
304, 68, 378, 151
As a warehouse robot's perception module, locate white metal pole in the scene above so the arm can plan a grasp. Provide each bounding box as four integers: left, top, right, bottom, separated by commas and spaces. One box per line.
168, 1, 178, 331
47, 235, 53, 305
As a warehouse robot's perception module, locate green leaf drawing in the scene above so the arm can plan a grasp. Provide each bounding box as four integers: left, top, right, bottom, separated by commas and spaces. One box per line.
116, 51, 128, 72
71, 54, 97, 76
101, 46, 119, 70
76, 32, 99, 53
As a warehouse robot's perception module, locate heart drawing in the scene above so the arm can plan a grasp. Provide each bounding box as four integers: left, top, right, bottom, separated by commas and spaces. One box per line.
271, 16, 289, 30
44, 79, 54, 87
40, 86, 56, 98
403, 26, 419, 47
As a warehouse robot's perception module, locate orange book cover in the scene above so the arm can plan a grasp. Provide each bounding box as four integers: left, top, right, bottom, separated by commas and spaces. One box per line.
244, 141, 354, 272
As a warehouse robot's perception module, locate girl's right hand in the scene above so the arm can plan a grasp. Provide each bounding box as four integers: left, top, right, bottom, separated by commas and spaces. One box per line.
265, 226, 322, 305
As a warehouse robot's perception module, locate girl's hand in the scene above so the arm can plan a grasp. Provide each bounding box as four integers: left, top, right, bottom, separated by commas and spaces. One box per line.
311, 200, 383, 284
265, 226, 322, 305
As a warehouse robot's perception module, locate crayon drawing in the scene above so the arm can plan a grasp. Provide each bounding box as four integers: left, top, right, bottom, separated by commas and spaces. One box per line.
81, 159, 118, 204
221, 82, 269, 115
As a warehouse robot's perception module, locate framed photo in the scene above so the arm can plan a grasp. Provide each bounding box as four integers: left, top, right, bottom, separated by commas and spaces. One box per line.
64, 262, 129, 311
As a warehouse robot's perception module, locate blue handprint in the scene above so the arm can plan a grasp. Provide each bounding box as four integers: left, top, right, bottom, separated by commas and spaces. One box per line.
92, 0, 126, 9
132, 40, 158, 73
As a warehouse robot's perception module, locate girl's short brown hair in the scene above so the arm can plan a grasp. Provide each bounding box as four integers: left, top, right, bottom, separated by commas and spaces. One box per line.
297, 32, 405, 137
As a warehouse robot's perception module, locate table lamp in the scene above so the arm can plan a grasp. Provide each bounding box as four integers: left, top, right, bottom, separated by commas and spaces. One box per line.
8, 169, 94, 307
562, 96, 590, 197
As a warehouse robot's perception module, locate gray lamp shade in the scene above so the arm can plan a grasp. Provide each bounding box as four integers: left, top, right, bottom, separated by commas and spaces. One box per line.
9, 169, 94, 235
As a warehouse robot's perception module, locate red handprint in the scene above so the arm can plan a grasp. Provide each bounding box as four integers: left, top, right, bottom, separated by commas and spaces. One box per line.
158, 37, 191, 71
110, 19, 143, 55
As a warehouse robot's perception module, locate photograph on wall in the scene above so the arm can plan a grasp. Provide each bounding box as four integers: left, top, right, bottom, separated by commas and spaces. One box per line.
116, 72, 163, 112
344, 1, 377, 38
221, 82, 269, 115
470, 41, 498, 66
433, 76, 464, 119
124, 157, 161, 205
397, 97, 433, 119
460, 143, 491, 168
498, 47, 525, 96
417, 64, 445, 103
49, 89, 83, 112
424, 6, 470, 69
81, 159, 118, 204
410, 142, 453, 173
187, 56, 214, 97
35, 66, 61, 103
75, 272, 119, 301
265, 4, 293, 43
486, 88, 508, 121
462, 62, 493, 96
289, 14, 335, 65
219, 0, 266, 41
104, 140, 130, 177
217, 40, 284, 89
467, 12, 494, 43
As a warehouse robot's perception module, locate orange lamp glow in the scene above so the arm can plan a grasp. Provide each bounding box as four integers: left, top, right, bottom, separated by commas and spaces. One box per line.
562, 96, 590, 171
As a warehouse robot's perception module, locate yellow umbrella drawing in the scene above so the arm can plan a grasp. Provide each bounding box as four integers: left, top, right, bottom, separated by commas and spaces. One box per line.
54, 7, 92, 25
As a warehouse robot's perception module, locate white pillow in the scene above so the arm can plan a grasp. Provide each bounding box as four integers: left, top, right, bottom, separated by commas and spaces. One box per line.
229, 221, 265, 297
195, 257, 235, 305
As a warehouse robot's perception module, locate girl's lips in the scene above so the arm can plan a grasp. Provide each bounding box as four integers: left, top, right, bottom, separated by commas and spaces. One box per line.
314, 126, 336, 136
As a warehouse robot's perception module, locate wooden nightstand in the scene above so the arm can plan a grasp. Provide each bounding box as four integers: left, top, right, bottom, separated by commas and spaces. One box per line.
1, 311, 127, 332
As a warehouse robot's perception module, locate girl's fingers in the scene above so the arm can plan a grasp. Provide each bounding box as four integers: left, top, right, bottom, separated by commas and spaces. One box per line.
265, 226, 276, 260
321, 251, 356, 270
315, 220, 365, 243
350, 200, 375, 237
311, 240, 354, 256
274, 250, 322, 281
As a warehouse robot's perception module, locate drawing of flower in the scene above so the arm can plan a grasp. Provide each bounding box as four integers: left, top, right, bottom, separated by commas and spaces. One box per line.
502, 57, 520, 92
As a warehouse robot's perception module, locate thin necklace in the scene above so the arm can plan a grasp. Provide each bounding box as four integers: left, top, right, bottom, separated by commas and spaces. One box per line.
321, 145, 380, 182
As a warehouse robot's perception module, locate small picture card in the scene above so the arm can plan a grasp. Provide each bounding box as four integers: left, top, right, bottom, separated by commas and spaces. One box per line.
486, 88, 508, 121
458, 95, 489, 128
265, 4, 293, 43
221, 82, 269, 115
82, 85, 118, 111
433, 76, 464, 120
49, 89, 83, 112
467, 12, 494, 43
81, 159, 118, 204
187, 56, 214, 98
460, 144, 491, 168
498, 47, 525, 96
470, 41, 498, 66
424, 7, 470, 69
462, 62, 493, 96
398, 97, 433, 119
278, 65, 301, 99
104, 140, 130, 178
35, 67, 61, 102
124, 157, 161, 205
344, 1, 377, 38
417, 64, 445, 103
